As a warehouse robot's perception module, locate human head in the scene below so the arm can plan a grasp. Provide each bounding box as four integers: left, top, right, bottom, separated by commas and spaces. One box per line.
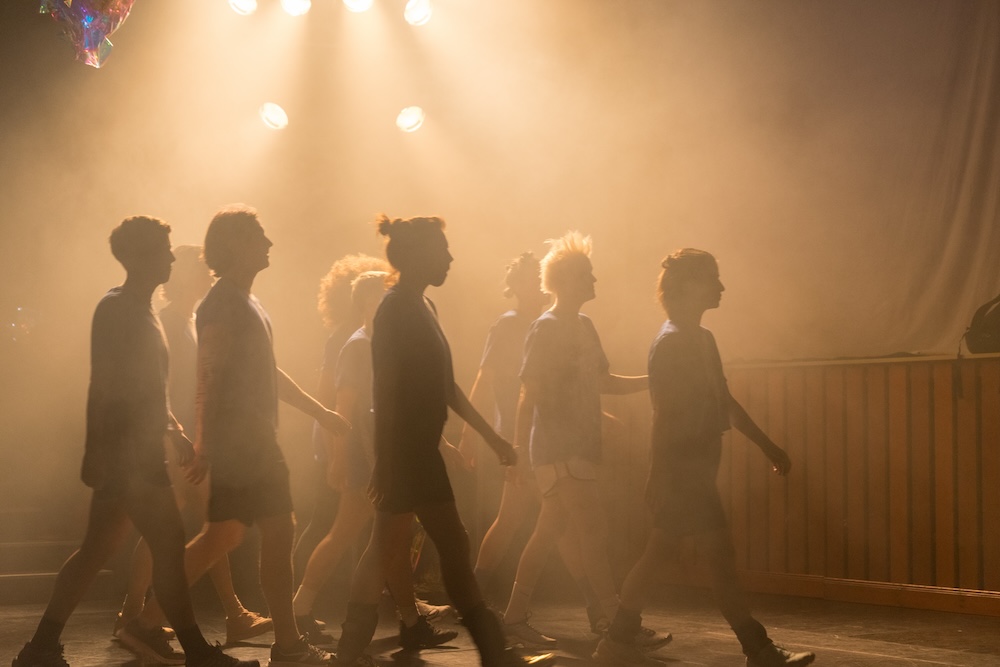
351, 270, 389, 320
503, 252, 542, 298
162, 245, 213, 305
317, 254, 390, 330
109, 215, 173, 284
657, 248, 723, 313
540, 230, 595, 302
375, 214, 451, 287
203, 204, 271, 278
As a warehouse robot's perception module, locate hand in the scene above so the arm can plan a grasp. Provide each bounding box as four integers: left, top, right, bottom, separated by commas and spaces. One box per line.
168, 430, 195, 467
764, 443, 792, 476
183, 451, 209, 485
488, 433, 517, 467
440, 438, 472, 472
318, 409, 351, 436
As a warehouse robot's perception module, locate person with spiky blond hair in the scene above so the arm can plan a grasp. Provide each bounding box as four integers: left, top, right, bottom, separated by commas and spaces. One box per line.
500, 232, 667, 652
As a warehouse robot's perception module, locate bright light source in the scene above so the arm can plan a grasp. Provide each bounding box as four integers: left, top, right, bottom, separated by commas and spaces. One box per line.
343, 0, 374, 12
259, 103, 289, 130
280, 0, 312, 16
229, 0, 258, 15
403, 0, 432, 26
396, 106, 425, 132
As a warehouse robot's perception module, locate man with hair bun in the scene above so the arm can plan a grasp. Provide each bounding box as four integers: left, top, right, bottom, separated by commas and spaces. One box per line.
594, 249, 815, 667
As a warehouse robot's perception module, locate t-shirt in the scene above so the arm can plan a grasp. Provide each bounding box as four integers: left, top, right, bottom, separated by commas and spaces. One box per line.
195, 277, 283, 485
372, 285, 456, 460
648, 320, 731, 474
520, 310, 609, 467
479, 309, 533, 439
312, 323, 358, 462
159, 304, 197, 432
336, 327, 375, 466
81, 286, 170, 488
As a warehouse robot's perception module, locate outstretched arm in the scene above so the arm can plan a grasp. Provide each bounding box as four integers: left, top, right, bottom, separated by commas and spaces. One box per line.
456, 366, 494, 466
601, 373, 649, 395
449, 383, 515, 466
278, 368, 351, 435
728, 392, 791, 475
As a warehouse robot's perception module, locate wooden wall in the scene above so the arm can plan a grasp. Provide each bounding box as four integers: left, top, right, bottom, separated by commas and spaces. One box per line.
601, 354, 1000, 616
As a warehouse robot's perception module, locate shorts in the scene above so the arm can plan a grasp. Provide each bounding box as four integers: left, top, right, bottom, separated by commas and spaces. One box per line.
533, 456, 598, 497
374, 448, 455, 515
208, 460, 293, 526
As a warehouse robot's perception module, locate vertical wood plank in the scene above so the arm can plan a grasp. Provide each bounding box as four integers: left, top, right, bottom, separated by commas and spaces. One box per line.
865, 365, 890, 583
908, 363, 934, 585
804, 367, 826, 576
767, 369, 788, 573
888, 364, 910, 584
956, 360, 982, 590
844, 366, 867, 580
784, 367, 808, 575
824, 367, 846, 579
980, 359, 1000, 592
932, 362, 956, 587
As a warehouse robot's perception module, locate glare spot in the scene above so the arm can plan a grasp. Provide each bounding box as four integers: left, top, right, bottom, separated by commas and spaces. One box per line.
343, 0, 374, 12
259, 103, 289, 130
403, 0, 432, 26
396, 106, 425, 132
280, 0, 312, 16
228, 0, 258, 16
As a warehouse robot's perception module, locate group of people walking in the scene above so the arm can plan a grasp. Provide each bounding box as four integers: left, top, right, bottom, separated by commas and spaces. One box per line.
12, 206, 816, 667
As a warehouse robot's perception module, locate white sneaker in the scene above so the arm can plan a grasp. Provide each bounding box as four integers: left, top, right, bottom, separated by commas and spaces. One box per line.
503, 617, 557, 648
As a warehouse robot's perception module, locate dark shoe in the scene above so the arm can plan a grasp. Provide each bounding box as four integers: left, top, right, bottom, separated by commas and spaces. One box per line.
268, 637, 333, 666
398, 615, 459, 650
593, 636, 645, 665
189, 643, 261, 667
633, 626, 671, 652
495, 648, 556, 667
586, 605, 609, 636
118, 620, 185, 665
12, 642, 69, 667
296, 614, 335, 645
746, 643, 816, 667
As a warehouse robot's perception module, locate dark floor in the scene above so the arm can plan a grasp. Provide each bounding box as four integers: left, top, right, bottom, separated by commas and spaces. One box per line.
3, 591, 999, 666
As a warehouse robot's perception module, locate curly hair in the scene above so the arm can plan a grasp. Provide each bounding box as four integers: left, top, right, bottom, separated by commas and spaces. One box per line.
109, 216, 170, 266
503, 251, 541, 299
317, 254, 390, 329
656, 248, 717, 311
540, 230, 592, 295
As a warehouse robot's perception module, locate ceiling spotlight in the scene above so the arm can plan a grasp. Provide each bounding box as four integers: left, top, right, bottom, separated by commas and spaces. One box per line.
403, 0, 432, 26
343, 0, 374, 12
228, 0, 258, 15
259, 103, 289, 130
280, 0, 312, 16
396, 106, 425, 132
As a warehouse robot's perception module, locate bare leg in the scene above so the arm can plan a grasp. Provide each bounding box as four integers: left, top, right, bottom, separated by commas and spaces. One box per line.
556, 477, 619, 621
474, 475, 531, 580
257, 512, 298, 648
502, 494, 564, 623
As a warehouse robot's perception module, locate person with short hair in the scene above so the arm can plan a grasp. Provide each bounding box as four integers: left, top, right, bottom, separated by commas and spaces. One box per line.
13, 216, 256, 667
594, 249, 815, 667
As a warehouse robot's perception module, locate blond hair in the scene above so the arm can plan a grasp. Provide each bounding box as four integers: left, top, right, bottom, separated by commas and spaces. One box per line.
540, 231, 592, 295
317, 254, 390, 329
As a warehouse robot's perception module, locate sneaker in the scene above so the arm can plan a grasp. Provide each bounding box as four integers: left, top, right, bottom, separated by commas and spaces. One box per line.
633, 626, 672, 652
227, 610, 274, 644
586, 605, 608, 635
12, 642, 69, 667
415, 598, 454, 621
189, 643, 262, 667
398, 615, 459, 650
295, 614, 335, 645
268, 637, 334, 666
333, 654, 377, 667
503, 616, 557, 649
113, 612, 175, 640
118, 619, 186, 665
746, 643, 816, 667
593, 636, 645, 665
495, 648, 556, 667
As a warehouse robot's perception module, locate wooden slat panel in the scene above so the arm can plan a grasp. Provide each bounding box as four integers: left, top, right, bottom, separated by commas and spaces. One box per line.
865, 365, 889, 583
887, 364, 910, 584
804, 367, 826, 576
767, 369, 788, 573
727, 370, 750, 571
784, 367, 808, 575
824, 367, 846, 579
908, 363, 934, 585
980, 360, 1000, 592
746, 370, 770, 571
932, 362, 957, 587
844, 366, 867, 580
956, 361, 982, 590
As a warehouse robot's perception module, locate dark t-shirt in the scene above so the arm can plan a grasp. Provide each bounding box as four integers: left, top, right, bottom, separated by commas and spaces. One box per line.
520, 310, 609, 467
479, 309, 532, 439
159, 304, 197, 432
196, 278, 283, 486
81, 286, 170, 488
336, 327, 375, 466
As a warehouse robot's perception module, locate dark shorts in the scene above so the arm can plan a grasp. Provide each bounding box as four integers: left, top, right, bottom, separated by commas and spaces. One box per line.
374, 448, 455, 515
208, 460, 293, 526
647, 465, 728, 539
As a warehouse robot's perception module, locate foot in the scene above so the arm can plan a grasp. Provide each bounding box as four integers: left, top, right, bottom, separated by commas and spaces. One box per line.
12, 642, 69, 667
332, 653, 377, 667
268, 637, 334, 666
295, 613, 335, 645
633, 626, 672, 652
746, 643, 816, 667
586, 605, 608, 635
398, 615, 459, 650
593, 636, 646, 665
227, 610, 274, 645
113, 611, 175, 640
503, 615, 557, 649
189, 643, 262, 667
118, 619, 186, 665
494, 648, 556, 667
414, 598, 455, 621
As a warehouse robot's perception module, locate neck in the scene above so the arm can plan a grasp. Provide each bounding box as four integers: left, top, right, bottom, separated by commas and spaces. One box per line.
223, 270, 255, 294
396, 273, 428, 295
551, 295, 583, 316
121, 275, 158, 303
668, 304, 705, 328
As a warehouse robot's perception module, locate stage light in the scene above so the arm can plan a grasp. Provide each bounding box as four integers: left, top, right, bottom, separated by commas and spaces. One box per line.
228, 0, 258, 16
259, 103, 289, 129
343, 0, 374, 12
396, 106, 425, 132
280, 0, 312, 16
403, 0, 432, 26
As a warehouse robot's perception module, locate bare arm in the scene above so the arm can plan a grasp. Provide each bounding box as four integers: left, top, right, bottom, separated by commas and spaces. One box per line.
601, 372, 649, 395
457, 366, 494, 464
278, 368, 351, 435
728, 392, 791, 475
186, 322, 230, 483
324, 385, 356, 489
449, 382, 515, 466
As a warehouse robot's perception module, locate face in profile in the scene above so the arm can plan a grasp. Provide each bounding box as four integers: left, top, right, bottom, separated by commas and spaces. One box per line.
238, 222, 273, 274
147, 233, 175, 286
422, 228, 453, 287
685, 261, 725, 310
562, 256, 597, 303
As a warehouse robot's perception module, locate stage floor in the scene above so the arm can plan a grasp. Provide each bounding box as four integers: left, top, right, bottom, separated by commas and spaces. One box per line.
2, 592, 998, 666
